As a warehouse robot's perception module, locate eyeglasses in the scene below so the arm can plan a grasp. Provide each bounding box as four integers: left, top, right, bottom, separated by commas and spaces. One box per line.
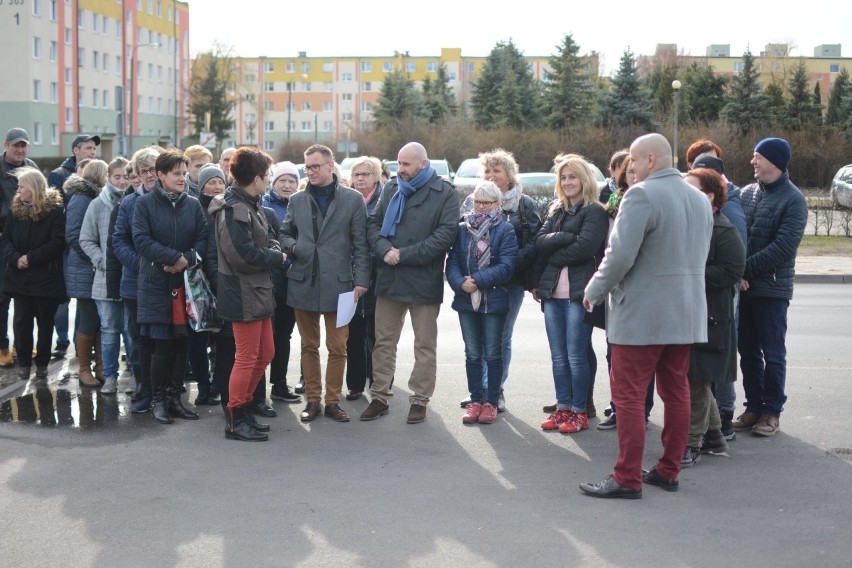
138, 167, 156, 176
351, 172, 372, 178
474, 200, 497, 207
303, 162, 329, 173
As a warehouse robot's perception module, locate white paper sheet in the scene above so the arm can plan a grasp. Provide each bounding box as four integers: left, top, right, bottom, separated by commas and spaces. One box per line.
336, 291, 357, 328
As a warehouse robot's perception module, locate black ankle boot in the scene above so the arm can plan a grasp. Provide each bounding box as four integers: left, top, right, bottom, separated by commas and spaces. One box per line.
719, 409, 736, 440
167, 353, 199, 420
151, 389, 173, 424
150, 354, 174, 424
226, 405, 268, 442
245, 405, 270, 432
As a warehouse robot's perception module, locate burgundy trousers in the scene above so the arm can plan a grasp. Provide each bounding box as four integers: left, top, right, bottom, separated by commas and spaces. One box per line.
610, 344, 691, 489
227, 318, 275, 411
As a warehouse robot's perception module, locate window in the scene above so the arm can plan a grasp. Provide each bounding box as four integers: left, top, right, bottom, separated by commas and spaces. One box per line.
323, 121, 333, 132
263, 121, 274, 131
323, 62, 333, 72
264, 82, 274, 92
33, 80, 42, 102
364, 82, 372, 91
286, 62, 294, 73
93, 13, 100, 32
830, 64, 840, 73
147, 0, 153, 14
341, 112, 353, 121
64, 67, 71, 84
301, 121, 312, 131
51, 124, 58, 145
406, 62, 416, 73
93, 51, 99, 70
78, 9, 84, 28
302, 82, 311, 92
158, 65, 163, 82
103, 90, 109, 108
65, 107, 73, 124
362, 102, 372, 111
148, 63, 153, 80
263, 101, 274, 111
92, 89, 98, 108
341, 93, 352, 101
264, 140, 275, 151
137, 95, 142, 112
50, 82, 57, 103
157, 98, 162, 113
103, 16, 110, 35
103, 53, 109, 73
448, 71, 457, 80
78, 87, 85, 106
78, 47, 85, 68
322, 101, 333, 112
342, 72, 353, 82
245, 113, 256, 123
148, 96, 154, 112
245, 94, 256, 103
360, 61, 371, 72
50, 0, 57, 21
49, 41, 57, 62
32, 0, 41, 16
286, 102, 294, 111
33, 37, 42, 59
383, 62, 393, 72
65, 27, 71, 45
157, 0, 162, 17
245, 73, 256, 82
116, 56, 122, 75
300, 62, 310, 73
302, 102, 312, 111
263, 61, 274, 73
323, 82, 332, 91
734, 61, 744, 72
33, 123, 42, 144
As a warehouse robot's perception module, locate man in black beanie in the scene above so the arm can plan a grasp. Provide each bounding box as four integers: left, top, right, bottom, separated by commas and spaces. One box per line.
733, 137, 807, 437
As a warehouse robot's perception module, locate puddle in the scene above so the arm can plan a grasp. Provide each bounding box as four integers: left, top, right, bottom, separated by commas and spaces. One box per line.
0, 380, 130, 428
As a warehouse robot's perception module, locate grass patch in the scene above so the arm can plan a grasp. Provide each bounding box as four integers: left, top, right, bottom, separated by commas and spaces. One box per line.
798, 235, 852, 256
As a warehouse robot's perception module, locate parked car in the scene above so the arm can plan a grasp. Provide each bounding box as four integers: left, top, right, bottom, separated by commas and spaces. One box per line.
339, 157, 359, 183
453, 158, 481, 197
383, 160, 398, 178
830, 164, 852, 208
431, 159, 454, 182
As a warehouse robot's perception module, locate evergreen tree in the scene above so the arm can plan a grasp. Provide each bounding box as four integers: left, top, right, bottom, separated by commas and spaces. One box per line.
598, 48, 654, 130
722, 49, 771, 133
681, 62, 728, 124
372, 69, 424, 129
812, 83, 824, 126
647, 64, 679, 117
541, 34, 595, 127
785, 61, 819, 129
189, 44, 236, 145
422, 65, 457, 124
471, 40, 542, 129
765, 82, 786, 125
826, 66, 850, 126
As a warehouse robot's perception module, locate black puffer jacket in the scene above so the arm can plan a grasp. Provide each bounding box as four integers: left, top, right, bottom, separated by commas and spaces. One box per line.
0, 189, 66, 299
740, 172, 807, 300
132, 186, 208, 325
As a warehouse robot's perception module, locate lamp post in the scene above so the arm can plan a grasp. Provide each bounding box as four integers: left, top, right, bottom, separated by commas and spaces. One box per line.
286, 80, 293, 143
671, 79, 682, 169
128, 42, 158, 155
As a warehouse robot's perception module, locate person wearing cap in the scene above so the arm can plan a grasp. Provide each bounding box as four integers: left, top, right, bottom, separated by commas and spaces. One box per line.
733, 137, 807, 438
48, 134, 100, 190
261, 161, 301, 404
0, 128, 39, 367
279, 144, 371, 424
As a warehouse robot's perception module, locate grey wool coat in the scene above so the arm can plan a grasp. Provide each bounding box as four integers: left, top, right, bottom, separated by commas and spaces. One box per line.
584, 168, 713, 346
279, 177, 371, 313
79, 185, 123, 301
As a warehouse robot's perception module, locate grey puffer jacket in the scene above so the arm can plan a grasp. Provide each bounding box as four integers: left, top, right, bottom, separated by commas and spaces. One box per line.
63, 175, 100, 299
740, 172, 807, 300
79, 183, 123, 300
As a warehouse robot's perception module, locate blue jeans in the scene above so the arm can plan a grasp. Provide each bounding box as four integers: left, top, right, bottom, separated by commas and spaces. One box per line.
543, 298, 593, 412
95, 299, 134, 379
479, 282, 525, 390
54, 300, 70, 347
738, 295, 789, 416
458, 310, 507, 406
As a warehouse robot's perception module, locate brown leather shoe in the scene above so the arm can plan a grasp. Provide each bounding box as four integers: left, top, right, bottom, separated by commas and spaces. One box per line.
751, 415, 780, 437
406, 404, 427, 424
732, 411, 761, 431
300, 402, 321, 423
324, 403, 350, 422
360, 399, 389, 421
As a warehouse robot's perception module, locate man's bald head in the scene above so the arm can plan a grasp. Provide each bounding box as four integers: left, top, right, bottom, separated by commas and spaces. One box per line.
400, 142, 428, 162
397, 142, 429, 182
629, 133, 673, 182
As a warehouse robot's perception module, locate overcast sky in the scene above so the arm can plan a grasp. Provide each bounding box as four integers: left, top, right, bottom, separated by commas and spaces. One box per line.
190, 0, 848, 75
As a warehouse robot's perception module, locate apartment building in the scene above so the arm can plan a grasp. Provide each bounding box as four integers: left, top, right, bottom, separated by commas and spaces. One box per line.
0, 0, 190, 160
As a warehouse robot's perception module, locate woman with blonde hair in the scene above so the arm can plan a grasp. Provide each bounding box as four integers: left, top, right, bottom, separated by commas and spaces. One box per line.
532, 154, 608, 434
0, 168, 66, 380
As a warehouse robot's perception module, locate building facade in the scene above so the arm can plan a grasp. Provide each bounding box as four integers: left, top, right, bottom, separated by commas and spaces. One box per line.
0, 0, 190, 160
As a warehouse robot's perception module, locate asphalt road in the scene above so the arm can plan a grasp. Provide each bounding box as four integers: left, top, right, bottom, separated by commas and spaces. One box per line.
1, 283, 851, 568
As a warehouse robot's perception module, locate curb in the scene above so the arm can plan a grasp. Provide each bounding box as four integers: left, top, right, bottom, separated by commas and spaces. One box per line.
795, 274, 852, 284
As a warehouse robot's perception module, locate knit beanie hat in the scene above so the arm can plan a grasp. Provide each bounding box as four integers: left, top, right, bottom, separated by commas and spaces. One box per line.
198, 163, 226, 192
754, 138, 791, 172
272, 161, 300, 184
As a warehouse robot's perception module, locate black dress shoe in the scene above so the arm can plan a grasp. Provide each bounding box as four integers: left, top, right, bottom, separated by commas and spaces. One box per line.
294, 378, 306, 394
300, 402, 321, 422
579, 475, 642, 499
642, 468, 679, 492
345, 390, 363, 401
271, 384, 301, 403
251, 401, 277, 418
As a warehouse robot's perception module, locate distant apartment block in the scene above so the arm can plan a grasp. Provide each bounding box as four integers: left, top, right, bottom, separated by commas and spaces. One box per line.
0, 0, 190, 160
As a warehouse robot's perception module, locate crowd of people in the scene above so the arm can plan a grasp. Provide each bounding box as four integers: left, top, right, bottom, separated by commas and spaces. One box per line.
0, 126, 808, 495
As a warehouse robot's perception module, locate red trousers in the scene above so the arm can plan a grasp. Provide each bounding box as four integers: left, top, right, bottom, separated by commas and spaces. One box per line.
227, 318, 275, 411
610, 344, 691, 489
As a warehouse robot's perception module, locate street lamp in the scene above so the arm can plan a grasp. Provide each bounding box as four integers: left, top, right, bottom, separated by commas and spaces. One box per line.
286, 80, 293, 143
671, 79, 682, 169
128, 42, 158, 155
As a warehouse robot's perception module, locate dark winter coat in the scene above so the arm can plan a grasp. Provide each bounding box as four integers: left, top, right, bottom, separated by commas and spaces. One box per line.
356, 185, 382, 314
722, 183, 748, 251
47, 155, 76, 191
367, 173, 459, 305
0, 153, 39, 297
532, 201, 609, 301
0, 189, 67, 299
689, 212, 746, 383
446, 218, 518, 314
209, 185, 283, 322
79, 184, 123, 300
112, 187, 146, 300
740, 172, 808, 300
260, 190, 292, 299
63, 176, 100, 299
132, 186, 208, 325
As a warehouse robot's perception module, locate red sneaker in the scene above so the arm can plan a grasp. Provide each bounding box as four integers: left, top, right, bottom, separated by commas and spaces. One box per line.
462, 402, 483, 424
478, 403, 498, 424
559, 411, 589, 434
541, 409, 573, 430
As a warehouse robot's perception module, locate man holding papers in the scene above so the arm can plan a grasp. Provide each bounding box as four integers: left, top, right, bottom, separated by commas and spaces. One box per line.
279, 144, 371, 423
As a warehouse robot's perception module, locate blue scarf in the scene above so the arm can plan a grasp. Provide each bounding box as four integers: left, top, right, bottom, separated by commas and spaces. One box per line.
379, 162, 435, 238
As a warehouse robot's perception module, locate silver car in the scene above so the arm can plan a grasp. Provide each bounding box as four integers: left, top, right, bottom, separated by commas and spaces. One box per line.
830, 164, 852, 209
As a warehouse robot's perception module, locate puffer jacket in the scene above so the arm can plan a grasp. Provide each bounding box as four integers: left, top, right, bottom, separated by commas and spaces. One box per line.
132, 185, 208, 325
446, 217, 518, 314
113, 186, 147, 300
0, 189, 66, 299
47, 155, 75, 191
63, 175, 100, 299
0, 154, 39, 297
532, 201, 609, 301
79, 183, 123, 300
740, 172, 807, 300
209, 185, 284, 322
261, 189, 288, 222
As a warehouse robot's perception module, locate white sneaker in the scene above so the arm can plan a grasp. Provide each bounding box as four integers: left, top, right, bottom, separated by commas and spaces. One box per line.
101, 376, 118, 394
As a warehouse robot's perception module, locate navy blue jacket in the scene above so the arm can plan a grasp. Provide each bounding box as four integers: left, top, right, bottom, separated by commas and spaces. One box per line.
112, 187, 147, 300
446, 218, 518, 314
722, 183, 748, 252
132, 186, 208, 325
48, 156, 75, 190
740, 172, 807, 300
63, 176, 99, 299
